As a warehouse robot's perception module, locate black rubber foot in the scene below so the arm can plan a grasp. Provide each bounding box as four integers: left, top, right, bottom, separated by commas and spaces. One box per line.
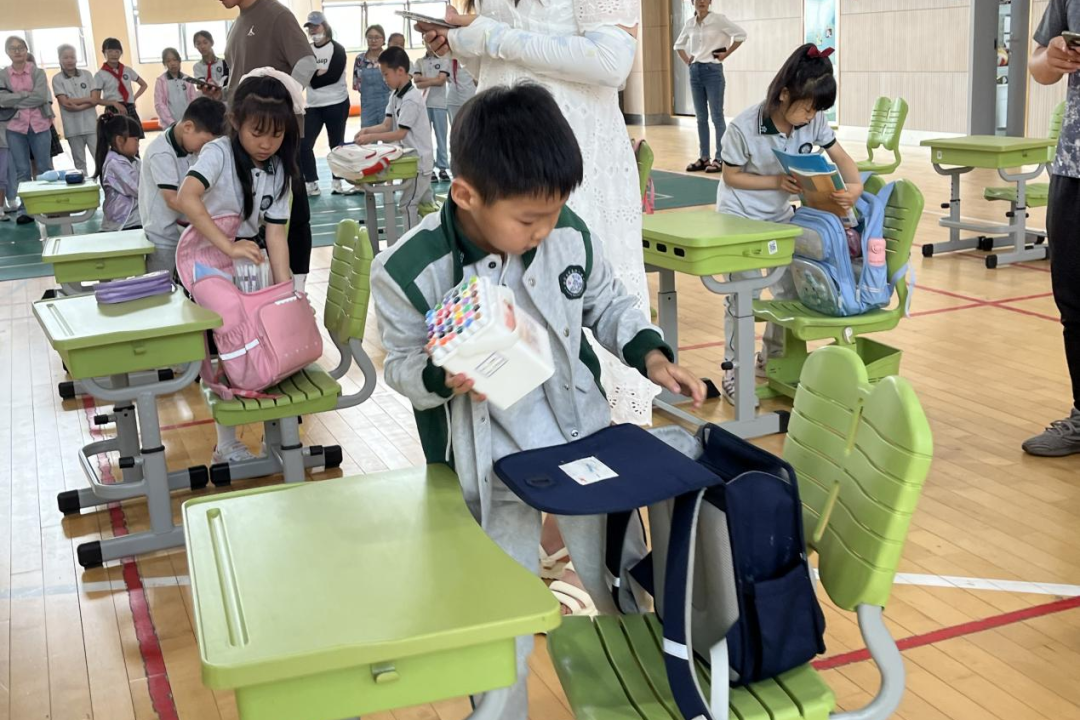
702, 378, 721, 400
41, 288, 57, 300
77, 542, 103, 568
93, 414, 111, 426
976, 237, 992, 251
777, 410, 791, 434
210, 462, 232, 486
324, 445, 343, 469
158, 368, 175, 381
309, 445, 324, 457
58, 489, 81, 515
189, 465, 210, 490
58, 381, 76, 400
985, 254, 999, 270
1036, 236, 1046, 245
118, 456, 135, 469
921, 244, 934, 258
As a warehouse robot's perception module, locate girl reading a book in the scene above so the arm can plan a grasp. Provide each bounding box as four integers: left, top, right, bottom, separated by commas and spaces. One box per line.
714, 43, 862, 404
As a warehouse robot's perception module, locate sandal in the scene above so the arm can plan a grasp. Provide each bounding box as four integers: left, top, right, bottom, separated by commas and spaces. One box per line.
686, 158, 709, 172
705, 160, 722, 173
539, 544, 570, 580
549, 564, 598, 617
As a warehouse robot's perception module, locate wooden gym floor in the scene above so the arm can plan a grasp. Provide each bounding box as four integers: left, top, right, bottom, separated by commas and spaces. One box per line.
2, 120, 1079, 720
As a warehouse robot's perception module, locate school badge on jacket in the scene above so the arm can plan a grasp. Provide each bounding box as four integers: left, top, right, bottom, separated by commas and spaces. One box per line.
560, 265, 586, 299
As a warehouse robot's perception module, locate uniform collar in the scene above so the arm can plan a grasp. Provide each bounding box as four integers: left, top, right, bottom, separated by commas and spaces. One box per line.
165, 125, 188, 158
395, 80, 414, 99
440, 196, 538, 273
759, 110, 781, 135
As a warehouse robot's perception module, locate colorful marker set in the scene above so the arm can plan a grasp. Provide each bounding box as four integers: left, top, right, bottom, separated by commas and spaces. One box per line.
425, 275, 555, 410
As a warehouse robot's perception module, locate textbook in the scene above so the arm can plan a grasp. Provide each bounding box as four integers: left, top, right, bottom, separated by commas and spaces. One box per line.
773, 149, 855, 223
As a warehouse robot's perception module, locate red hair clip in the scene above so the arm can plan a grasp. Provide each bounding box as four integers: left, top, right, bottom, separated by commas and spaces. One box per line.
807, 45, 834, 59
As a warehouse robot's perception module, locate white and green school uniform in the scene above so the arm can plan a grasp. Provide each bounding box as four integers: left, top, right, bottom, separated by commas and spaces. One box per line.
139, 124, 196, 273
371, 199, 666, 662
51, 69, 97, 175
192, 57, 229, 91
185, 136, 291, 240
716, 103, 836, 363
386, 81, 434, 230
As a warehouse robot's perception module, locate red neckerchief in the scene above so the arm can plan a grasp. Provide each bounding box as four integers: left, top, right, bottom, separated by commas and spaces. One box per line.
452, 59, 458, 83
101, 62, 129, 102
205, 57, 216, 83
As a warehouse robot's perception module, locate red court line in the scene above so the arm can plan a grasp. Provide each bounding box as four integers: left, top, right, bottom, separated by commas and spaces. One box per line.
813, 594, 1080, 671
911, 303, 984, 318
159, 418, 213, 432
81, 398, 179, 720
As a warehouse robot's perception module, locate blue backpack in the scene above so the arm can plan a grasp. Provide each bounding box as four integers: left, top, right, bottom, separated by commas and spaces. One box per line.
789, 180, 909, 317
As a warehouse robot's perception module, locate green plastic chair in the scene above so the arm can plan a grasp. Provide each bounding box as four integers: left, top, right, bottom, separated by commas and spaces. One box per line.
856, 97, 909, 176
753, 177, 924, 399
982, 100, 1066, 210
547, 346, 933, 720
201, 219, 378, 485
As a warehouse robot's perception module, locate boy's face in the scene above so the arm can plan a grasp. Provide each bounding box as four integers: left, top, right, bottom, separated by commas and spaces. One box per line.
389, 35, 405, 48
455, 180, 568, 256
59, 49, 78, 72
179, 122, 218, 154
381, 64, 409, 89
104, 47, 123, 63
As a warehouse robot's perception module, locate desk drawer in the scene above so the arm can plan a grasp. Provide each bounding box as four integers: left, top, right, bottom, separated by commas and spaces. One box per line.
22, 187, 101, 216
232, 639, 517, 720
643, 236, 795, 276
61, 331, 208, 380
931, 146, 1055, 169
52, 255, 148, 285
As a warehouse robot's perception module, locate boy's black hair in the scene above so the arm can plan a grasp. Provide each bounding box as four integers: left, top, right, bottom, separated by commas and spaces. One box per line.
228, 75, 301, 219
764, 43, 836, 119
193, 30, 214, 45
182, 96, 227, 135
101, 37, 123, 53
450, 83, 583, 204
378, 46, 411, 73
93, 113, 141, 179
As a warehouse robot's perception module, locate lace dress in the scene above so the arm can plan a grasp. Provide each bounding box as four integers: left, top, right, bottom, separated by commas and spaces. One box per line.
466, 0, 657, 425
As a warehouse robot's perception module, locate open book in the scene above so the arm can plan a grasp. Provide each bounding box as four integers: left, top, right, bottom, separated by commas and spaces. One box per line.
773, 149, 856, 224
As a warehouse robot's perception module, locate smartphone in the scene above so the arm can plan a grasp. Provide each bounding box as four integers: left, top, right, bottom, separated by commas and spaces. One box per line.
183, 76, 220, 90
395, 10, 455, 28
712, 47, 728, 55
1064, 31, 1080, 48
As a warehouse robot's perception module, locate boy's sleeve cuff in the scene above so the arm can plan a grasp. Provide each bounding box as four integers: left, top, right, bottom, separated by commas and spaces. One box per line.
623, 329, 674, 377
422, 358, 453, 398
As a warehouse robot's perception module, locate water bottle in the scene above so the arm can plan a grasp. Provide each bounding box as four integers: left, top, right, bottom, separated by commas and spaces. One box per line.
37, 170, 64, 182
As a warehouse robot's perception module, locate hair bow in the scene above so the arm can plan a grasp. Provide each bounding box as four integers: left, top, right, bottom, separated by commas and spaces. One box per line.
807, 45, 835, 59
237, 67, 307, 115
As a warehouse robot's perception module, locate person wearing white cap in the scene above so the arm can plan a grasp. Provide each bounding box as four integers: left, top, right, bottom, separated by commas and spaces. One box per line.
301, 11, 354, 196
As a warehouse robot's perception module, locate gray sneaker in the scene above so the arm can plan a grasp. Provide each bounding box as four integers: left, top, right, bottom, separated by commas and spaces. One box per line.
1022, 408, 1080, 457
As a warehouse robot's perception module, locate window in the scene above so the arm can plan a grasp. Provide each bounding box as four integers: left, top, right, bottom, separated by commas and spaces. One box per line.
135, 20, 233, 64
322, 1, 448, 51
0, 28, 89, 69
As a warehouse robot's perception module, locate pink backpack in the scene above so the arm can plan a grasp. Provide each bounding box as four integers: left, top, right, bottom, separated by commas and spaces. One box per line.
176, 215, 323, 399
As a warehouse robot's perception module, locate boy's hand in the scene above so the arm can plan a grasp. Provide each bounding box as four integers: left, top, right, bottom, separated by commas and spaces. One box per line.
776, 174, 800, 194
446, 371, 487, 402
1048, 36, 1080, 74
354, 130, 369, 143
227, 239, 264, 264
831, 189, 856, 209
645, 351, 706, 409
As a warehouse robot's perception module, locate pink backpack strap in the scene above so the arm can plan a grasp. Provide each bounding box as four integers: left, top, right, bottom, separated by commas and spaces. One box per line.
199, 336, 281, 401
643, 178, 656, 215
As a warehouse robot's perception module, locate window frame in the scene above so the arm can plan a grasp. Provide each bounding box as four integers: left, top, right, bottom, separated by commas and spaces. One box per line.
321, 0, 448, 52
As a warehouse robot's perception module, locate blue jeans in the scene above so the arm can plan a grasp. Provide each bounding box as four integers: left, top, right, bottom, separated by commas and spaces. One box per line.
428, 107, 449, 172
7, 127, 54, 215
689, 63, 726, 161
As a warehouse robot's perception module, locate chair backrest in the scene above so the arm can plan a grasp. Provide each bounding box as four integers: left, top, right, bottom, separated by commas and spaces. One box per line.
864, 176, 923, 313
324, 219, 374, 346
782, 346, 933, 611
1049, 100, 1067, 142
866, 97, 908, 154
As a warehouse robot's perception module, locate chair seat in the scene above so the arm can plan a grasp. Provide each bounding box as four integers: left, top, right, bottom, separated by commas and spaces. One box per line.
855, 159, 899, 175
983, 183, 1049, 208
548, 614, 834, 720
203, 364, 341, 427
754, 299, 901, 341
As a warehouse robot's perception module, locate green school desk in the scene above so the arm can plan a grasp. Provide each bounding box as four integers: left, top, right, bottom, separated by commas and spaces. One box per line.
345, 153, 420, 254
920, 135, 1055, 268
41, 229, 154, 296
17, 180, 101, 242
33, 289, 221, 568
642, 210, 800, 439
184, 465, 561, 720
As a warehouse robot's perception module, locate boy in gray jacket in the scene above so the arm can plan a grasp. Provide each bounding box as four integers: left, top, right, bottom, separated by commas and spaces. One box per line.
371, 83, 705, 720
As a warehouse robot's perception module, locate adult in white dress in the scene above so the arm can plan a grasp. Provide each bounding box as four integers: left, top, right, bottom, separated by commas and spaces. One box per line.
420, 0, 657, 428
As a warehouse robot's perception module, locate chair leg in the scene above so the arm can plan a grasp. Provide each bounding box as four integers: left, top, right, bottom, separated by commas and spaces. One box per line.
763, 328, 810, 399
278, 417, 307, 484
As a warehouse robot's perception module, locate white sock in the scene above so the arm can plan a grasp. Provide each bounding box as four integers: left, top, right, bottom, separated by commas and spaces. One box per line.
216, 423, 238, 449
293, 273, 307, 293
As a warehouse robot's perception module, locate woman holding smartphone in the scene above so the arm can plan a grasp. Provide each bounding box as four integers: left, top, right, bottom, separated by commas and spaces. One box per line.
674, 0, 746, 173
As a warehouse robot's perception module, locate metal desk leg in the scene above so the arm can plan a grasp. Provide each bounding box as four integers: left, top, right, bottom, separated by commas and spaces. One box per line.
69, 363, 209, 568
363, 188, 381, 256
59, 369, 176, 401
924, 165, 983, 257
34, 209, 95, 242
383, 187, 399, 249
986, 166, 1051, 269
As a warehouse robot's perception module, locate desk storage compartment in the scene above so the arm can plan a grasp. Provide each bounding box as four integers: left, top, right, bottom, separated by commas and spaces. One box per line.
20, 182, 101, 216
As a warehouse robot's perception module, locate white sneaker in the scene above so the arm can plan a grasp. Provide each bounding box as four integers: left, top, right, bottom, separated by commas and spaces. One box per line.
212, 440, 258, 464
755, 352, 768, 379
331, 178, 347, 195
720, 369, 761, 408
306, 181, 321, 197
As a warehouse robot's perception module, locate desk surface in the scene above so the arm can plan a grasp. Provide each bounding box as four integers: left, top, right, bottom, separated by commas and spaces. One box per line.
919, 135, 1056, 152
42, 230, 154, 264
184, 465, 561, 689
17, 180, 101, 197
643, 211, 802, 248
33, 289, 220, 352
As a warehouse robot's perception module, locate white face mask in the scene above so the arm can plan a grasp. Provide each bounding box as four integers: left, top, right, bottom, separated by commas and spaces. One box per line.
311, 33, 326, 43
